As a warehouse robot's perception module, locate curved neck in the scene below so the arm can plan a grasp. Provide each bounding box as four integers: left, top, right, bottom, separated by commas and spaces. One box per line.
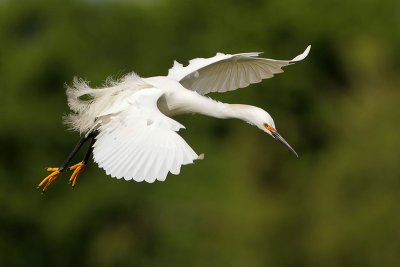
174, 92, 256, 124
201, 102, 254, 123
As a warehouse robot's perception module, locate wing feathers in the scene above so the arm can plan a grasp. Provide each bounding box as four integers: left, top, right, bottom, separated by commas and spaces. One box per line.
168, 45, 310, 95
92, 89, 199, 182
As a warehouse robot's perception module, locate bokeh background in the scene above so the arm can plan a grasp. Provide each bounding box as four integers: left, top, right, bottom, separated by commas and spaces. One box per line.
1, 0, 399, 266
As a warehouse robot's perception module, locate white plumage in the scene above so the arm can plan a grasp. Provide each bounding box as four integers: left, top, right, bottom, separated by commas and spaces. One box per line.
92, 89, 198, 182
168, 46, 310, 94
65, 45, 310, 182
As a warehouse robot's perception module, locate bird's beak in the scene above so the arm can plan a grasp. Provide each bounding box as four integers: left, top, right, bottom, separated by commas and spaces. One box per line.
272, 131, 298, 157
265, 125, 298, 157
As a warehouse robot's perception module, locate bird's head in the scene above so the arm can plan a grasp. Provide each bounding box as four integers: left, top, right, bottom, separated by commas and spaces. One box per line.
247, 106, 298, 157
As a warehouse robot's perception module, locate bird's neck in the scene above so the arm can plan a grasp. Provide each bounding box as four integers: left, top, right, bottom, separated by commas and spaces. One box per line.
179, 92, 257, 124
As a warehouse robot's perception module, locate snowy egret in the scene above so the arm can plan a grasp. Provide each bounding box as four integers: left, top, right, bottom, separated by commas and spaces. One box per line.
38, 45, 310, 192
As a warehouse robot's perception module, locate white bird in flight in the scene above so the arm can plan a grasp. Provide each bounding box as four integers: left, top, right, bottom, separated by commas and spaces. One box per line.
38, 45, 310, 192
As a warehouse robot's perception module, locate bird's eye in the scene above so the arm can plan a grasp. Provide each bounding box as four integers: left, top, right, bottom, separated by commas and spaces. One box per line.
264, 123, 276, 133
264, 123, 271, 130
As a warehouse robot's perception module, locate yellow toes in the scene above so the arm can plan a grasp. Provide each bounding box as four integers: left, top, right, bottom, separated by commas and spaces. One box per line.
38, 162, 87, 192
69, 162, 86, 188
37, 168, 61, 192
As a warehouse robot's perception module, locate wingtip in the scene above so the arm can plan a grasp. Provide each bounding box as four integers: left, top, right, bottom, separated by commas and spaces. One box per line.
291, 45, 311, 62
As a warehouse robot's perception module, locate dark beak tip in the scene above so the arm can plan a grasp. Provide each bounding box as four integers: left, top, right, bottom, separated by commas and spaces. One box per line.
272, 131, 298, 158
290, 149, 299, 158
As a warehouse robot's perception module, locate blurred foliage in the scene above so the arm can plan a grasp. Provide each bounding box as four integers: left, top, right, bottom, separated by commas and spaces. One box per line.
0, 0, 399, 266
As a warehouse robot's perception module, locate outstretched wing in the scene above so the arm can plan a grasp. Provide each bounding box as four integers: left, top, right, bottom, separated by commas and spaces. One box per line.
167, 45, 310, 95
92, 88, 199, 182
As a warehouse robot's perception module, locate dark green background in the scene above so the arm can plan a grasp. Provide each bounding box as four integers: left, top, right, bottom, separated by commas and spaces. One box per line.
1, 0, 399, 266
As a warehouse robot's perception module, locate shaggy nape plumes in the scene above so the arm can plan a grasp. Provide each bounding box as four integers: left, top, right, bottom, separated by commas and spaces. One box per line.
64, 73, 151, 134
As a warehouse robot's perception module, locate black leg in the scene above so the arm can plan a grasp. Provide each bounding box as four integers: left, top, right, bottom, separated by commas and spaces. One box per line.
58, 135, 90, 172
68, 133, 96, 188
82, 135, 96, 165
38, 132, 97, 192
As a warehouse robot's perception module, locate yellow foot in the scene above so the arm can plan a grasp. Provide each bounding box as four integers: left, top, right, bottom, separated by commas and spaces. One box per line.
69, 162, 86, 188
37, 168, 61, 192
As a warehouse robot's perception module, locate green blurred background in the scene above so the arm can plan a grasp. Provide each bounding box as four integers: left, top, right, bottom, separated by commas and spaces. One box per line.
1, 0, 399, 266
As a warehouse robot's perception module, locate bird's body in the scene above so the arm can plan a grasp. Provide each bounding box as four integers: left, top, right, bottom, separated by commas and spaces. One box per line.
38, 45, 310, 191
